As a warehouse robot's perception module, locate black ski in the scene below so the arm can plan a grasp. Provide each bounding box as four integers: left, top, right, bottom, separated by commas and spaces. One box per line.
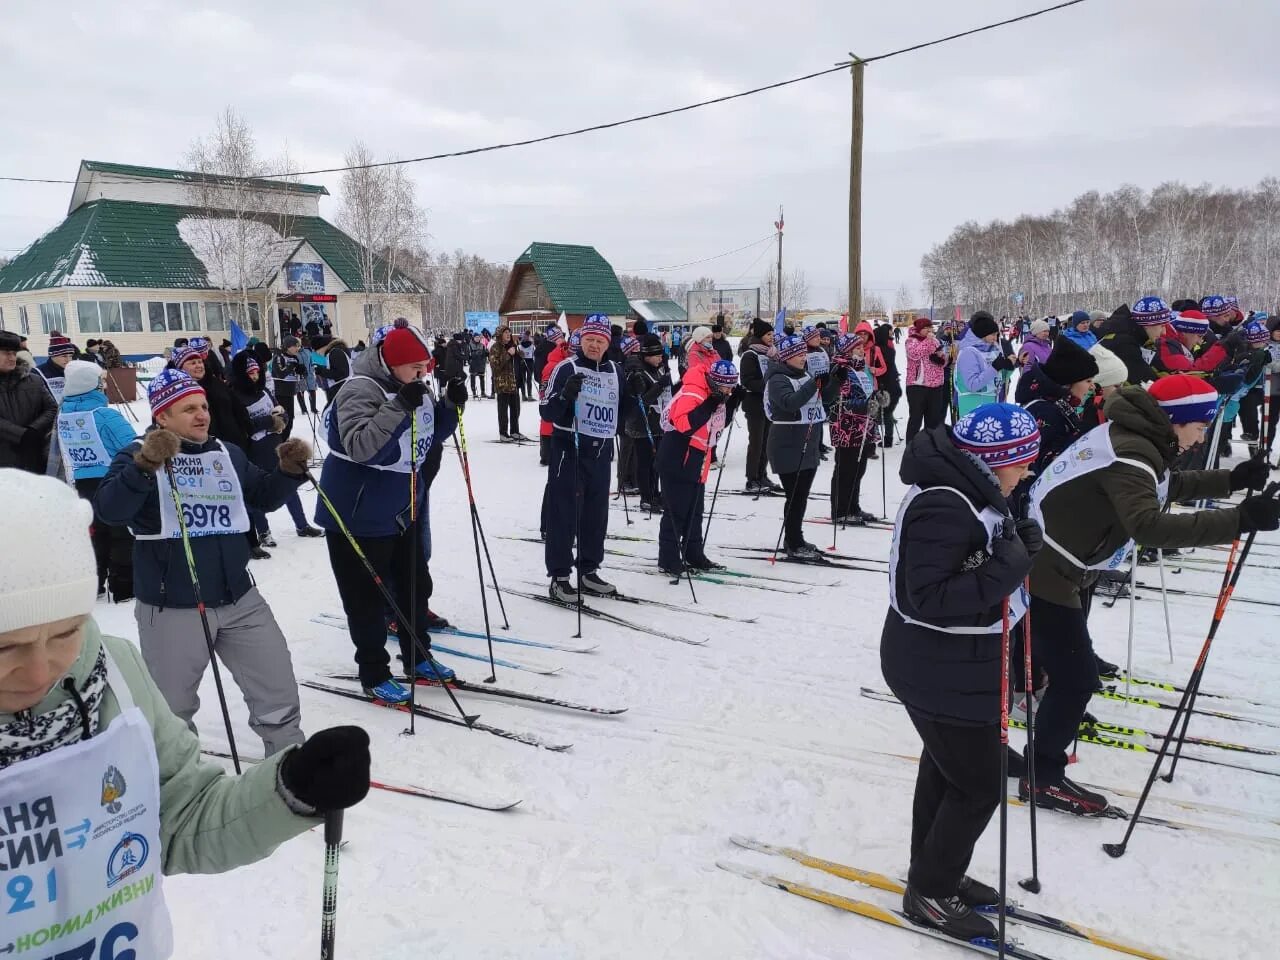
1134, 580, 1280, 610
510, 580, 756, 623
324, 674, 626, 715
301, 680, 572, 751
500, 588, 708, 645
724, 548, 885, 574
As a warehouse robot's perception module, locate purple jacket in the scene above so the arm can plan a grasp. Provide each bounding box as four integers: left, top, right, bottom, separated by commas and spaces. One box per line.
1019, 337, 1053, 367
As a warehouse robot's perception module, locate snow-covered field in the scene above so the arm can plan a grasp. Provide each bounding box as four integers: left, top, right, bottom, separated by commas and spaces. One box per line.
92, 362, 1280, 960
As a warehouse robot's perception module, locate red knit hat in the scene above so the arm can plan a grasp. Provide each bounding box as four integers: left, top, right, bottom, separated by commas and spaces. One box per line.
381, 325, 430, 366
912, 317, 933, 331
1147, 374, 1218, 424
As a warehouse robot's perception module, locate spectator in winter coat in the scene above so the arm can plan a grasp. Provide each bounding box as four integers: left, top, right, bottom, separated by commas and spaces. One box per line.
94, 369, 313, 755
0, 471, 371, 935
1025, 376, 1276, 815
315, 337, 352, 404
316, 322, 464, 704
1060, 311, 1098, 351
0, 331, 57, 472
57, 360, 138, 600
468, 335, 489, 398
1097, 301, 1159, 385
739, 319, 779, 493
711, 320, 734, 361
1017, 319, 1053, 368
880, 403, 1041, 943
489, 325, 525, 440
903, 317, 949, 443
954, 312, 1016, 417
519, 331, 537, 400
874, 323, 902, 447
682, 326, 718, 375
297, 340, 320, 414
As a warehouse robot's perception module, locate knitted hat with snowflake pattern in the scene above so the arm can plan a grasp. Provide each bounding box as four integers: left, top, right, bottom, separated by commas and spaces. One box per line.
951, 403, 1041, 469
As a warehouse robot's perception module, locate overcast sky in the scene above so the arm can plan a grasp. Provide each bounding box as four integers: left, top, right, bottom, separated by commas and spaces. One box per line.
3, 0, 1278, 310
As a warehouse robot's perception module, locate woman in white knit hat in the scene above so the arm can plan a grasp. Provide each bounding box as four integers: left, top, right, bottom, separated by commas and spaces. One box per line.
0, 469, 370, 957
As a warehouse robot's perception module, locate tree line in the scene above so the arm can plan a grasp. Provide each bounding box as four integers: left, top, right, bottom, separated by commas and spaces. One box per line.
921, 179, 1280, 318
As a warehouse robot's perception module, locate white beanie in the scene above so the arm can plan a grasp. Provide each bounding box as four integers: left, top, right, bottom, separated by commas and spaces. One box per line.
63, 359, 104, 399
1030, 319, 1051, 336
689, 326, 713, 345
1089, 343, 1128, 388
0, 470, 98, 633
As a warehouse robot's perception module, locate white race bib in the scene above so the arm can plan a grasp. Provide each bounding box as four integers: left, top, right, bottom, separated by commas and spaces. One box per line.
57, 411, 110, 471
246, 392, 275, 443
0, 647, 174, 959
805, 351, 830, 377
325, 376, 434, 473
573, 366, 621, 439
138, 442, 251, 540
764, 373, 826, 424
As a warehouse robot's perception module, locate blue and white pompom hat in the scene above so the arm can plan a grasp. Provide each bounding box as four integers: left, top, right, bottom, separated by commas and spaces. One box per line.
620, 334, 640, 356
579, 314, 612, 345
148, 368, 205, 417
1131, 296, 1172, 328
171, 343, 203, 370
568, 329, 583, 351
545, 327, 565, 344
1243, 320, 1270, 345
1148, 374, 1218, 424
951, 403, 1041, 469
774, 334, 807, 363
707, 359, 739, 389
188, 336, 212, 355
801, 325, 822, 345
834, 333, 859, 355
1171, 309, 1209, 335
1200, 295, 1230, 319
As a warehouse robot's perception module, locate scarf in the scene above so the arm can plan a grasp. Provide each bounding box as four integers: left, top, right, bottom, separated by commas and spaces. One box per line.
0, 646, 106, 769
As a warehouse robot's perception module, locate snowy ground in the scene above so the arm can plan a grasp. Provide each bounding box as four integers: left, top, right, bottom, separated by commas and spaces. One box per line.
93, 362, 1280, 960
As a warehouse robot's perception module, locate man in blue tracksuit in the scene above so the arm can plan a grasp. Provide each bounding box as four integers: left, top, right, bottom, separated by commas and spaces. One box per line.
95, 368, 313, 755
540, 314, 629, 603
58, 359, 138, 600
317, 319, 464, 703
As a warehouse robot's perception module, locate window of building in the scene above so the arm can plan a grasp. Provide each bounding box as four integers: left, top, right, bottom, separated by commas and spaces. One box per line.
0, 306, 5, 331
39, 302, 66, 334
77, 300, 127, 334
183, 302, 201, 331
227, 302, 262, 332
121, 301, 143, 333
204, 302, 228, 331
363, 302, 383, 328
19, 306, 30, 335
148, 301, 187, 333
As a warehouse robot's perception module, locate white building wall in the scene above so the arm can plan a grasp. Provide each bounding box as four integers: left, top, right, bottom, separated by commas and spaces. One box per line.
74, 171, 321, 218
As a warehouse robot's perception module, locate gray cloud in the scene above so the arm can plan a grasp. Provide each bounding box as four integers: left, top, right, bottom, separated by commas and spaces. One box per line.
3, 0, 1278, 308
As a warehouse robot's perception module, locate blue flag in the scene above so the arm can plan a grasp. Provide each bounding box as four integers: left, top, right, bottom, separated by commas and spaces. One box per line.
774, 308, 786, 339
230, 320, 248, 357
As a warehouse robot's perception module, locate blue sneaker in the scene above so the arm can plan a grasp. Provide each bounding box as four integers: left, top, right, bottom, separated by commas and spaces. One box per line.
364, 678, 410, 704
412, 657, 456, 683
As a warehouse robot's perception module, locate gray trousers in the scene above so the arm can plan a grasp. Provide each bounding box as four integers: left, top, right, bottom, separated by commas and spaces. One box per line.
136, 586, 304, 755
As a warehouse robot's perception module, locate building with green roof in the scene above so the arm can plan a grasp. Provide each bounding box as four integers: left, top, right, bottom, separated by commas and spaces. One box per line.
0, 160, 426, 358
498, 242, 630, 333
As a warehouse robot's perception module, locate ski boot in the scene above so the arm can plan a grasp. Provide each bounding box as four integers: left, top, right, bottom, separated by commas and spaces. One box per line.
412, 656, 456, 683
902, 885, 997, 941
364, 678, 410, 704
1019, 775, 1110, 816
580, 571, 617, 596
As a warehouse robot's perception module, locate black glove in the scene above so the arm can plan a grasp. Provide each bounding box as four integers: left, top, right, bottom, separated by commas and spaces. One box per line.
832, 364, 849, 383
17, 428, 45, 454
445, 378, 468, 407
1014, 518, 1044, 557
726, 387, 743, 419
928, 353, 947, 366
657, 372, 674, 390
1222, 330, 1244, 355
702, 391, 729, 409
1229, 457, 1269, 492
278, 726, 371, 814
1239, 494, 1280, 533
992, 355, 1016, 372
562, 372, 586, 402
396, 379, 428, 410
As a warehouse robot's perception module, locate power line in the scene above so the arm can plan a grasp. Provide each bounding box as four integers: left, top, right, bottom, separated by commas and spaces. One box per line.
0, 1, 1091, 187
622, 234, 774, 273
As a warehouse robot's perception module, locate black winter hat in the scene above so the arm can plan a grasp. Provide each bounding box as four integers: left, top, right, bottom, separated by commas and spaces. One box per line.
750, 318, 772, 339
1170, 298, 1199, 313
969, 312, 999, 339
633, 319, 649, 337
640, 334, 664, 356
0, 331, 21, 352
1041, 334, 1099, 386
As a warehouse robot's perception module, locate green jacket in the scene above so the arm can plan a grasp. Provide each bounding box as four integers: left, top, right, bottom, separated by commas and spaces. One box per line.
0, 619, 316, 875
1030, 387, 1239, 607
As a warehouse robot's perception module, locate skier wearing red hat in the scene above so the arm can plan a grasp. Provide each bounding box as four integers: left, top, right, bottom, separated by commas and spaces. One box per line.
1025, 373, 1279, 815
316, 319, 465, 704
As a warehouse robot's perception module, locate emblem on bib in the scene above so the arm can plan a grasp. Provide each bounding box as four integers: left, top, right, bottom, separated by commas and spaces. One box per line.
100, 766, 127, 814
107, 832, 149, 887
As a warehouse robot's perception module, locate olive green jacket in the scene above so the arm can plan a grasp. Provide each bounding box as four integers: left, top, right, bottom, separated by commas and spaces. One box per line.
1030, 387, 1239, 607
0, 619, 316, 875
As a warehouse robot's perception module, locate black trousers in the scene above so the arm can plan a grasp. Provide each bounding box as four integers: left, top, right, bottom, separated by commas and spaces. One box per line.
497, 391, 521, 436
521, 365, 535, 400
779, 467, 816, 549
906, 707, 1002, 898
881, 380, 902, 447
273, 382, 296, 438
905, 385, 948, 443
744, 410, 771, 483
632, 434, 659, 505
657, 442, 707, 570
539, 434, 551, 467
830, 441, 874, 518
76, 477, 133, 600
544, 443, 611, 578
1027, 595, 1098, 784
616, 433, 636, 489
326, 527, 433, 687
1238, 387, 1262, 440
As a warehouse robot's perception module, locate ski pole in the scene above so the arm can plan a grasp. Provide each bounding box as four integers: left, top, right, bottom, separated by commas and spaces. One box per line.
702, 415, 734, 547
1156, 548, 1174, 664
308, 471, 478, 726
997, 595, 1012, 959
1103, 484, 1277, 857
1018, 580, 1040, 895
163, 462, 241, 773
453, 434, 497, 683
879, 398, 888, 520
319, 810, 343, 960
618, 443, 633, 526
635, 395, 660, 520
406, 411, 420, 736
456, 418, 511, 630
1124, 547, 1137, 698
571, 415, 584, 640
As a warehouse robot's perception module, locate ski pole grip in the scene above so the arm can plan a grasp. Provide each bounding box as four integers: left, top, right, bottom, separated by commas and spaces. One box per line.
324, 809, 344, 846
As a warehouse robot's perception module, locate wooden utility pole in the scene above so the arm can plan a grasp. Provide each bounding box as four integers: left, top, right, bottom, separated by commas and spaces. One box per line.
774, 205, 785, 315
848, 55, 865, 330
